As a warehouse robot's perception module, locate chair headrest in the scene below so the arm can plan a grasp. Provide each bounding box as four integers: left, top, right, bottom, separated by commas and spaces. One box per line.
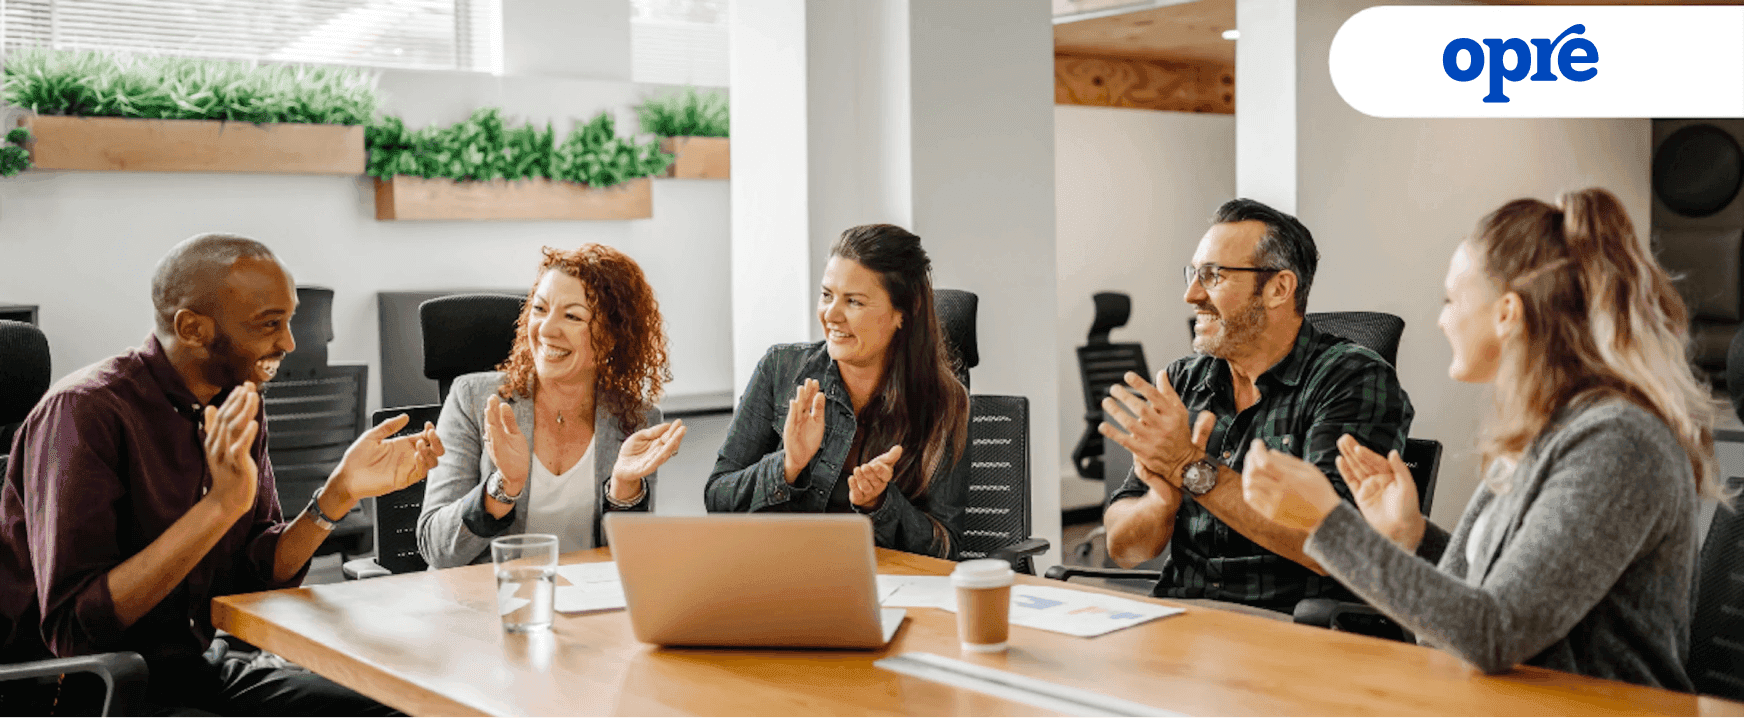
282, 286, 335, 375
934, 288, 979, 371
419, 293, 526, 382
1088, 292, 1133, 346
1726, 326, 1744, 423
0, 320, 52, 425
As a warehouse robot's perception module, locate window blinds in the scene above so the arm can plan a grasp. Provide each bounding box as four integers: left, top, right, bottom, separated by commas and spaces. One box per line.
630, 0, 726, 87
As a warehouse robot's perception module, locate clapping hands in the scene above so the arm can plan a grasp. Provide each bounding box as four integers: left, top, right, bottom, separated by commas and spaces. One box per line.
1333, 435, 1425, 552
849, 445, 902, 510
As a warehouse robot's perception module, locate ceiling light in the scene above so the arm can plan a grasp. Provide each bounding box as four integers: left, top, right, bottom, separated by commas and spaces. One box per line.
1222, 29, 1239, 41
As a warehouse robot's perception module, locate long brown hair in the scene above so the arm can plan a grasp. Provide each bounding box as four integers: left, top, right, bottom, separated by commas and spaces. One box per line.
1472, 188, 1725, 502
497, 244, 670, 433
831, 225, 969, 505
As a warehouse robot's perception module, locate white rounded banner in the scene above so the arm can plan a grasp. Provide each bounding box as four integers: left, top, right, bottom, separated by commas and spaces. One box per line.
1329, 5, 1744, 118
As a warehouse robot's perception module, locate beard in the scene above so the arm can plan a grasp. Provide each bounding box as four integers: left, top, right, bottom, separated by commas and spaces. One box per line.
204, 329, 283, 389
1192, 291, 1269, 358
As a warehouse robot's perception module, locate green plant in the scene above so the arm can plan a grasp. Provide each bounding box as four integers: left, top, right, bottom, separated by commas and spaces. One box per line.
635, 86, 728, 138
2, 48, 379, 124
0, 127, 30, 177
367, 108, 673, 187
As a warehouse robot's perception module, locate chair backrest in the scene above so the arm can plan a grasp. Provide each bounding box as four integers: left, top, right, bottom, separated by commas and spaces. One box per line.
1690, 478, 1744, 701
1074, 294, 1149, 480
1401, 438, 1442, 516
264, 365, 369, 526
281, 286, 336, 376
960, 395, 1031, 573
934, 288, 979, 391
371, 405, 443, 574
1306, 311, 1405, 367
420, 293, 525, 403
0, 319, 51, 426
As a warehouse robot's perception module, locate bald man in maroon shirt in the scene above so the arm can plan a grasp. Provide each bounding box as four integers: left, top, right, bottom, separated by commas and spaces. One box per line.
0, 233, 443, 715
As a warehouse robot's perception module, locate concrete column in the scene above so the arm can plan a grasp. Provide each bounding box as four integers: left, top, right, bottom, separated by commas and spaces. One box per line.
1235, 0, 1297, 213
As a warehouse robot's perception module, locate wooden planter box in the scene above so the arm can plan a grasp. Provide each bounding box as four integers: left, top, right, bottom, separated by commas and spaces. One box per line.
21, 115, 365, 174
660, 136, 729, 179
373, 175, 653, 221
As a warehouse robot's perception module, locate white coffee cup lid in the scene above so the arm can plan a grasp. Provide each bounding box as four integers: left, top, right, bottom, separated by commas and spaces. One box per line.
952, 558, 1015, 589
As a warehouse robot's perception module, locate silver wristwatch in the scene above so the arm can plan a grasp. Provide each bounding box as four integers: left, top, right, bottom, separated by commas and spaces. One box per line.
1181, 456, 1220, 496
486, 471, 522, 505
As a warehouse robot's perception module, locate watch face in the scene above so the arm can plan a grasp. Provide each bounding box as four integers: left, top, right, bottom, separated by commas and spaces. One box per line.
1184, 461, 1217, 495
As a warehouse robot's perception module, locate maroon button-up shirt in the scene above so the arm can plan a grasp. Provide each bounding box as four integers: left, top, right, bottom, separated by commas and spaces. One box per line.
0, 334, 304, 678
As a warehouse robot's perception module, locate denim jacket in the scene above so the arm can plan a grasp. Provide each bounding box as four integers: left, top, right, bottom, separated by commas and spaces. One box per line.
705, 342, 966, 559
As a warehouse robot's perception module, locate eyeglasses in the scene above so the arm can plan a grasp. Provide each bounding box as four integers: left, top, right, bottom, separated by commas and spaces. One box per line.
1183, 263, 1280, 289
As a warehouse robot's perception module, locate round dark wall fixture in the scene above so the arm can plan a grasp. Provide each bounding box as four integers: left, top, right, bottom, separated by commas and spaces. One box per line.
1654, 124, 1744, 219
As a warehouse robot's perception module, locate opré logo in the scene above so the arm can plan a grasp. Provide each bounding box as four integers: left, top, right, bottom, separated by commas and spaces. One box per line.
1442, 24, 1598, 103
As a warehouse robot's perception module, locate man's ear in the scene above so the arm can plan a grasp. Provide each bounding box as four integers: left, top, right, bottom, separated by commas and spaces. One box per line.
174, 308, 214, 348
1267, 271, 1298, 310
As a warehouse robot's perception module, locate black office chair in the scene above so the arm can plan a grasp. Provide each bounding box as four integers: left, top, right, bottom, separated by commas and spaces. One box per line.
341, 406, 444, 580
1307, 311, 1405, 367
1073, 293, 1150, 480
1688, 329, 1744, 700
264, 287, 370, 559
342, 294, 523, 580
419, 293, 524, 403
0, 320, 149, 716
935, 289, 1049, 573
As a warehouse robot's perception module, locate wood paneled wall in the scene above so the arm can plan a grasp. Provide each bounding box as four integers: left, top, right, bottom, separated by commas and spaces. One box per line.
1054, 53, 1233, 114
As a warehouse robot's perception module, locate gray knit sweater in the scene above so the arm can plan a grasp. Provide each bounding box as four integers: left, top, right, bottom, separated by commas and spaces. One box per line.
1306, 398, 1697, 690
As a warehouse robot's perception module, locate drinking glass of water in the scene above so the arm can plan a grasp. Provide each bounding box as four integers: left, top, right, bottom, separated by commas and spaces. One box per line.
491, 534, 558, 633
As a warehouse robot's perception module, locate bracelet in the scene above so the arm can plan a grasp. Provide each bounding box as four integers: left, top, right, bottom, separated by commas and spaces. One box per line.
604, 482, 646, 508
304, 487, 347, 531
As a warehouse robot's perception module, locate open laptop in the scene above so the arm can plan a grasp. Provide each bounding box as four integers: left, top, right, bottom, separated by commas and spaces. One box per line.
605, 514, 906, 648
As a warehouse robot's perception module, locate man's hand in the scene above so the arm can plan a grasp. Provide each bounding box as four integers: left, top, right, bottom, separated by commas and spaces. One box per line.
611, 420, 687, 501
203, 382, 262, 518
1240, 439, 1343, 533
849, 445, 902, 510
1335, 434, 1425, 552
1099, 370, 1213, 484
1131, 411, 1216, 493
781, 379, 827, 484
329, 413, 445, 505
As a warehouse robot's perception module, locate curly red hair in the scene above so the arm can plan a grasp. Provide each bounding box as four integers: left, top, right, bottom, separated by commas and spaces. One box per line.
496, 244, 670, 432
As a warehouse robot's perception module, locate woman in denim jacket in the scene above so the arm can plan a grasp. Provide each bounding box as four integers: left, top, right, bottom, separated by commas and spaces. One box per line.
706, 224, 968, 559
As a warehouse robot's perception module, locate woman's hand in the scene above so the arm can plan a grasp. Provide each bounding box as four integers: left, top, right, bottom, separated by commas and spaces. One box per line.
781, 379, 827, 484
610, 419, 687, 502
483, 394, 530, 496
1335, 434, 1426, 552
849, 445, 902, 510
1240, 439, 1344, 532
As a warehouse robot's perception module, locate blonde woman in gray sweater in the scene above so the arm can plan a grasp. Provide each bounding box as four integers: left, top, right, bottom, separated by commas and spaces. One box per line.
1241, 188, 1727, 690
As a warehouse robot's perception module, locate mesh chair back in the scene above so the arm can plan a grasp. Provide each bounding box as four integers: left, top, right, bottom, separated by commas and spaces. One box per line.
281, 286, 335, 375
1691, 477, 1744, 701
1074, 294, 1148, 479
371, 405, 442, 574
0, 320, 51, 425
420, 293, 524, 403
1306, 312, 1405, 367
960, 395, 1031, 573
1401, 438, 1442, 516
264, 367, 369, 537
934, 289, 979, 391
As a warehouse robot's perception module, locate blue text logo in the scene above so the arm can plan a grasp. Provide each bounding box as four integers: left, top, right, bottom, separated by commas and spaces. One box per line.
1442, 24, 1598, 103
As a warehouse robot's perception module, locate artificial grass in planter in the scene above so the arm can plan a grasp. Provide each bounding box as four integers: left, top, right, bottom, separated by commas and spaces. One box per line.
1, 128, 30, 177
366, 108, 672, 188
635, 87, 728, 138
2, 48, 380, 124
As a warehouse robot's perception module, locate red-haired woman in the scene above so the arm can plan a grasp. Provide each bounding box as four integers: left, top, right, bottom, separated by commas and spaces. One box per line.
419, 244, 685, 567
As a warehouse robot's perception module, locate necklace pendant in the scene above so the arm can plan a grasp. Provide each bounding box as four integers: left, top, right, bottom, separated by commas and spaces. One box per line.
557, 412, 564, 425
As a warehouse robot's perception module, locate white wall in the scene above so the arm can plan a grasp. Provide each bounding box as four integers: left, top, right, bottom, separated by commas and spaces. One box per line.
0, 6, 734, 411
1054, 105, 1236, 509
1241, 0, 1652, 525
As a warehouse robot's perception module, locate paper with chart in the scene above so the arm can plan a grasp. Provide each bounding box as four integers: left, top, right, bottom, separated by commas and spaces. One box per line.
553, 561, 627, 614
875, 575, 1182, 637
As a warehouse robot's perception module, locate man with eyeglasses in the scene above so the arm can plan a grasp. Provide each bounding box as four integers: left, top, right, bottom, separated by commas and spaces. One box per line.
1099, 199, 1414, 616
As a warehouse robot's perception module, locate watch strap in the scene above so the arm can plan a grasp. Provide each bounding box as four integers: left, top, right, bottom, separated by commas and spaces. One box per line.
486, 470, 522, 505
305, 487, 346, 530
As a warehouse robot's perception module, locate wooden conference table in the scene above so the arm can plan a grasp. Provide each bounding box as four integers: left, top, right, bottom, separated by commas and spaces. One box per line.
213, 548, 1744, 716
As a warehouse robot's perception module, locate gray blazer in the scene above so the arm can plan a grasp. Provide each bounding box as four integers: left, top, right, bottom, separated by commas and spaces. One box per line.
416, 371, 659, 569
1305, 398, 1697, 690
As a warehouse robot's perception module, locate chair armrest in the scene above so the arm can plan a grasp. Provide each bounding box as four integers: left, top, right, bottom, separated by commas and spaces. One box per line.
1293, 598, 1414, 642
0, 652, 149, 716
1043, 565, 1163, 582
989, 538, 1051, 574
1292, 597, 1345, 627
341, 557, 390, 581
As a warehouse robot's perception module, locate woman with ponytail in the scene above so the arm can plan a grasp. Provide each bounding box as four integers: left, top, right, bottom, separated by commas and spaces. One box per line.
705, 224, 968, 558
1241, 188, 1729, 689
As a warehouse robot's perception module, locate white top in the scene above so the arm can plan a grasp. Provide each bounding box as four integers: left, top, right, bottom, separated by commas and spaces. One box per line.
1465, 504, 1494, 569
524, 437, 598, 555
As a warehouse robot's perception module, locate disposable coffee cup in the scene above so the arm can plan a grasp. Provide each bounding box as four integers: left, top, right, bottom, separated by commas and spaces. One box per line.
952, 559, 1015, 653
